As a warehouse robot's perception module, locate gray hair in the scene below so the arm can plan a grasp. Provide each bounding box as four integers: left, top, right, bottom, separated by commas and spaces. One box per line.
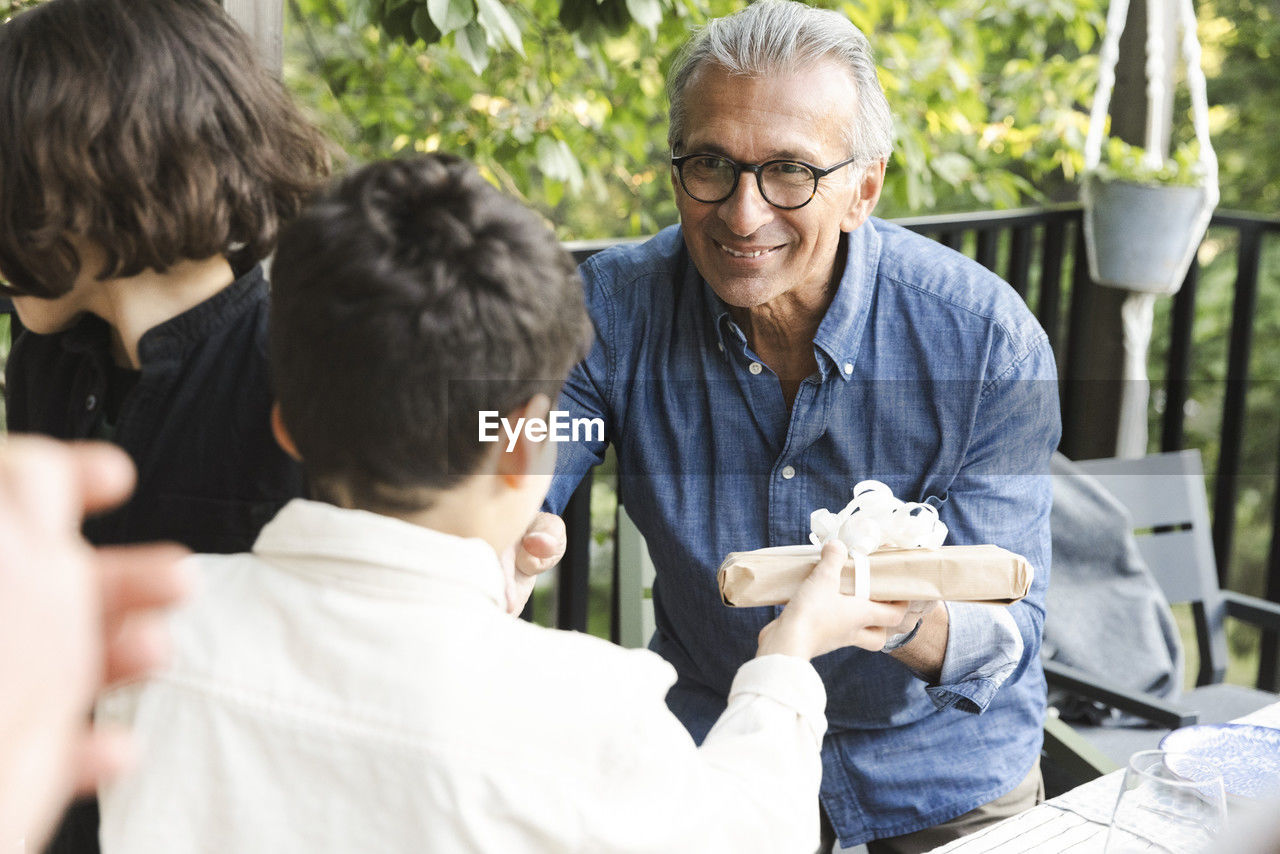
666, 0, 894, 164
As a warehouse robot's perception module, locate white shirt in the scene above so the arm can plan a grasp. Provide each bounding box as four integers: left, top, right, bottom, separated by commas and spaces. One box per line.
98, 499, 828, 854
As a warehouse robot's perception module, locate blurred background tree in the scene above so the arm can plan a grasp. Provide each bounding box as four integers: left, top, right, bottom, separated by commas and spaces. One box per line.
0, 0, 40, 15
1147, 0, 1280, 679
283, 0, 1107, 239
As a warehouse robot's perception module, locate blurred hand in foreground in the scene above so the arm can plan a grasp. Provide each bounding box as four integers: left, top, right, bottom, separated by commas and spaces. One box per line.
0, 437, 190, 848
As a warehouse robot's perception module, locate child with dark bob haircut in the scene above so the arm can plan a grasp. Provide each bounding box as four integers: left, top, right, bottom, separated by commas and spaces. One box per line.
96, 154, 906, 853
0, 0, 330, 556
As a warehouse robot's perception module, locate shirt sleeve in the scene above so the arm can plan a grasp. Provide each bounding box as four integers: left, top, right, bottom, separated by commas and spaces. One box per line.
577, 654, 827, 854
926, 334, 1060, 713
543, 255, 616, 516
925, 602, 1024, 712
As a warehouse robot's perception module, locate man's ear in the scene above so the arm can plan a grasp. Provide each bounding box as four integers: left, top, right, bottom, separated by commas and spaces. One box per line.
494, 393, 554, 489
271, 403, 302, 462
841, 158, 887, 232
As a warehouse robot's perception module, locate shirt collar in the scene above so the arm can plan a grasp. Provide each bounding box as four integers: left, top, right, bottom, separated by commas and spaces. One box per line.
812, 221, 881, 382
696, 222, 882, 380
54, 264, 267, 366
252, 499, 507, 609
135, 264, 266, 364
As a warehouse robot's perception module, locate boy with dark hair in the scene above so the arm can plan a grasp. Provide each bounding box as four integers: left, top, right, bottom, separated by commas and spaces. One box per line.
0, 0, 331, 554
97, 154, 908, 853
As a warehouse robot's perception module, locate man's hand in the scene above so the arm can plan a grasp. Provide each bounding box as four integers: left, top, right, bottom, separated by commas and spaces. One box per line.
502, 512, 566, 614
757, 541, 909, 660
0, 438, 190, 848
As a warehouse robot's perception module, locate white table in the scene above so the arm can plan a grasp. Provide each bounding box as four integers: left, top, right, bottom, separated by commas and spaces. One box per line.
925, 701, 1280, 853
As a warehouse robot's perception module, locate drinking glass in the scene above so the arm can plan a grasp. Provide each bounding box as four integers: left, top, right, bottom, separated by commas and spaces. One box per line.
1104, 749, 1227, 853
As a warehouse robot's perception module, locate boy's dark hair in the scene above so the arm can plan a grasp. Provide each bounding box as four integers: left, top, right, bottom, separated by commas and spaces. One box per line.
270, 154, 593, 512
0, 0, 331, 297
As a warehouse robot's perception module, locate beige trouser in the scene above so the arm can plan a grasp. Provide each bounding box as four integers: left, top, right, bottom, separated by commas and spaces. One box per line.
819, 759, 1045, 854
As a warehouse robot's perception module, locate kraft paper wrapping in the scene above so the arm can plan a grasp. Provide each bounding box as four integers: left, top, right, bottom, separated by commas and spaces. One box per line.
717, 544, 1033, 607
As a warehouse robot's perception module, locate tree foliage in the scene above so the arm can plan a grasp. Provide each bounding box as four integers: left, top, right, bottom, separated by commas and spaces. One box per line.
285, 0, 1107, 239
1146, 0, 1280, 627
0, 0, 41, 19
1197, 0, 1280, 214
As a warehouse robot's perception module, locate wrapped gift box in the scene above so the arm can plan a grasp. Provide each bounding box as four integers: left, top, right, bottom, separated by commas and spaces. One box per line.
717, 544, 1033, 607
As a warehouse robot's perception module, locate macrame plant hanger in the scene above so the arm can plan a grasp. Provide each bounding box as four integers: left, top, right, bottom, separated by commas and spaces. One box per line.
1085, 0, 1219, 197
1082, 0, 1219, 457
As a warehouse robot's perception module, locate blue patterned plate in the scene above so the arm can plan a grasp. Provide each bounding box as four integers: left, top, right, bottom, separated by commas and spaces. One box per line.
1160, 723, 1280, 800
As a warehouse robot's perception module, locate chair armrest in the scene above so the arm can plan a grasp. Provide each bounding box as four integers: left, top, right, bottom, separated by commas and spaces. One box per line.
1222, 590, 1280, 632
1043, 659, 1199, 729
1043, 714, 1120, 782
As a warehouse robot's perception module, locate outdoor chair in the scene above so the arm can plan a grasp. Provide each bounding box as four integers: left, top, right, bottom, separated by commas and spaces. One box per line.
1042, 449, 1280, 766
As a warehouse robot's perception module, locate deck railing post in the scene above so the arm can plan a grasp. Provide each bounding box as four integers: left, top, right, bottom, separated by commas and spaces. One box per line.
1160, 261, 1198, 453
221, 0, 284, 74
1211, 226, 1263, 588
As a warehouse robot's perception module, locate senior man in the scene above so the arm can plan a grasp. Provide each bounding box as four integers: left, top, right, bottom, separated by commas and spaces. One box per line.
538, 2, 1060, 850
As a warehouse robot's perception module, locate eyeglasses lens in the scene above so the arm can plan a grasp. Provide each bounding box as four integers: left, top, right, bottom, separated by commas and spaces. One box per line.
680, 156, 816, 208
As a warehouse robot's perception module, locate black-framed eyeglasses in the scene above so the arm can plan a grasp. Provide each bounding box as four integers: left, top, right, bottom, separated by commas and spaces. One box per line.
671, 152, 861, 210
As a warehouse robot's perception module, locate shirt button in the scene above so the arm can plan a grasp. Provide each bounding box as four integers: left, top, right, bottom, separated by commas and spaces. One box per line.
781, 465, 796, 480
843, 362, 853, 375
717, 341, 725, 353
85, 394, 98, 411
749, 362, 763, 375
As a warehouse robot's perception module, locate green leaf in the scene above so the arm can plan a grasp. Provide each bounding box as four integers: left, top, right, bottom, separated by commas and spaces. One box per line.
475, 0, 525, 55
428, 0, 474, 35
412, 5, 443, 44
624, 0, 662, 36
931, 152, 972, 185
545, 178, 566, 207
456, 20, 490, 73
536, 136, 583, 192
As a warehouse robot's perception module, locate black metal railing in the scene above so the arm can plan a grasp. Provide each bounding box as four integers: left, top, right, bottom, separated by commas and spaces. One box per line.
553, 205, 1280, 689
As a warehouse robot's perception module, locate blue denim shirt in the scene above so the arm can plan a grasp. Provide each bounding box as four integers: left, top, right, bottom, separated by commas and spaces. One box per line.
545, 220, 1060, 846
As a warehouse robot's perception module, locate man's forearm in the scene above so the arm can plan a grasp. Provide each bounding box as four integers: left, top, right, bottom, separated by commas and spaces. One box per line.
887, 603, 949, 682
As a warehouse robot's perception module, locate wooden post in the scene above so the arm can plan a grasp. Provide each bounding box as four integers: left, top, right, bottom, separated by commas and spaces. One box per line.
1064, 0, 1177, 461
221, 0, 284, 75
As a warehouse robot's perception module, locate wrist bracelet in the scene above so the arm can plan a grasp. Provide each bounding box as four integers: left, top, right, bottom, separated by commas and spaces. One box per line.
882, 617, 923, 652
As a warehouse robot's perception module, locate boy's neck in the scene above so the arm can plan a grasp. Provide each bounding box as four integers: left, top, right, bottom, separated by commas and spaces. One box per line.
91, 256, 237, 369
380, 476, 522, 559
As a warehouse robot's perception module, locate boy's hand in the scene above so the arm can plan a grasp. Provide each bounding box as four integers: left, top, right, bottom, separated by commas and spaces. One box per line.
502, 512, 566, 614
756, 541, 909, 660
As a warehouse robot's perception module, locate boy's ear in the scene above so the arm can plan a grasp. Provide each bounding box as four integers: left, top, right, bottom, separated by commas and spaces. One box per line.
271, 403, 302, 461
495, 393, 553, 488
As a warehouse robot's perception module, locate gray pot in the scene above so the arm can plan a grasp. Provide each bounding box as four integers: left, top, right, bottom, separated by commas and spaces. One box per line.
1082, 174, 1213, 294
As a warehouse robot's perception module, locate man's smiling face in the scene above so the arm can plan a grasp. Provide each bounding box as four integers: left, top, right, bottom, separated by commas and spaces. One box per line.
672, 59, 882, 312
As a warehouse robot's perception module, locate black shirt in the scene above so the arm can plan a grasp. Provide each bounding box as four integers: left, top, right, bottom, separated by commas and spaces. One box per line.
5, 264, 304, 554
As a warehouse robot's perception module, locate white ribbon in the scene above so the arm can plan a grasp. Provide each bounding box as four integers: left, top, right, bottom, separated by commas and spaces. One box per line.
809, 480, 949, 559
850, 551, 871, 599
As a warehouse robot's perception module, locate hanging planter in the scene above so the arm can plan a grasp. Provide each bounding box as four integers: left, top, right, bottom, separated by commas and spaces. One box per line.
1081, 0, 1219, 294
